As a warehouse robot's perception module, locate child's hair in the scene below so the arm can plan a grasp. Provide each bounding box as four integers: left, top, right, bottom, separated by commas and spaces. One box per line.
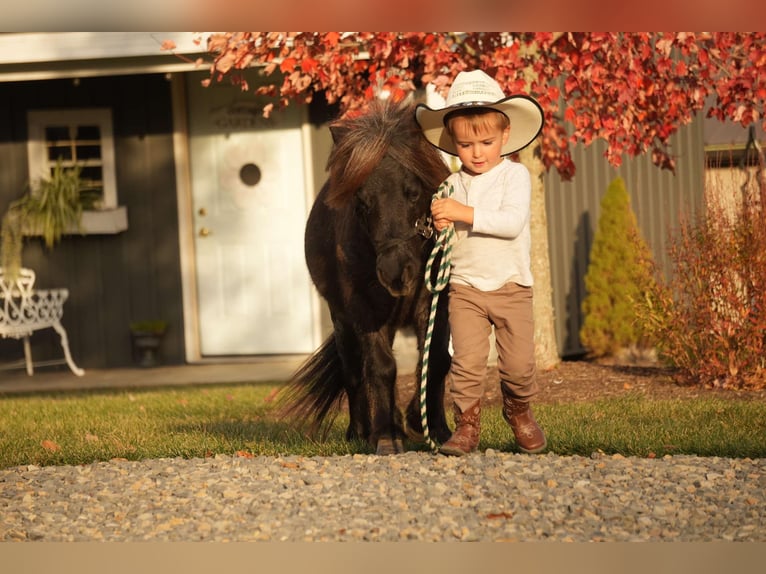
444, 108, 510, 139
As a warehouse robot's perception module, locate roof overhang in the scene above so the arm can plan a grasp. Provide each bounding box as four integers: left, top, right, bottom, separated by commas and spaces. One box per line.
0, 32, 211, 82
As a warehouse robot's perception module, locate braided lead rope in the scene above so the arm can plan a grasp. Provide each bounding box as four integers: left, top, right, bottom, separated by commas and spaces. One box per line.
420, 181, 455, 452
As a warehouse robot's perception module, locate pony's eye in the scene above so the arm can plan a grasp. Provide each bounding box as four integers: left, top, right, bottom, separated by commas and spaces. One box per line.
404, 187, 420, 203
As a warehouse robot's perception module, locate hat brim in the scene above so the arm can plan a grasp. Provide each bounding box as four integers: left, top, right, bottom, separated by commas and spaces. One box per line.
415, 95, 544, 156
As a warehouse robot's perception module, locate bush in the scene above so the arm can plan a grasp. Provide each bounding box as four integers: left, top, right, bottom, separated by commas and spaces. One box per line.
580, 176, 657, 358
1, 160, 94, 279
638, 158, 766, 390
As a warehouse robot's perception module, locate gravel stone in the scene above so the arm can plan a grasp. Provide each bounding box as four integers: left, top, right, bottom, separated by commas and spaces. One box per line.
1, 452, 764, 542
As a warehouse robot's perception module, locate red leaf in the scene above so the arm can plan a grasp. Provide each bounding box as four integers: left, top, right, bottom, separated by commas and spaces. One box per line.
325, 32, 340, 47
301, 58, 318, 74
564, 75, 578, 95
546, 86, 561, 102
486, 512, 513, 520
280, 57, 297, 73
41, 440, 60, 452
215, 53, 236, 74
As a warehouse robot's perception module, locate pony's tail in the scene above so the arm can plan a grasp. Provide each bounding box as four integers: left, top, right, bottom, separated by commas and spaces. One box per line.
276, 336, 346, 439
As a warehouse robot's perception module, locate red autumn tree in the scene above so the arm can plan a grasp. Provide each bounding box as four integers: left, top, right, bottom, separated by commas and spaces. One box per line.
180, 32, 766, 368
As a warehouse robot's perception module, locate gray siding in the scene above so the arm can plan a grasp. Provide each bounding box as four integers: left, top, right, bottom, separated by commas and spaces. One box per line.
545, 119, 706, 357
0, 74, 185, 369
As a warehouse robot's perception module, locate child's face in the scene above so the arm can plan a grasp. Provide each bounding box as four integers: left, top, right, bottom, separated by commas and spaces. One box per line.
449, 114, 510, 176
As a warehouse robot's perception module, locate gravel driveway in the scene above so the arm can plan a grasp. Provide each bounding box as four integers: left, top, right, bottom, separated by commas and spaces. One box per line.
2, 450, 763, 542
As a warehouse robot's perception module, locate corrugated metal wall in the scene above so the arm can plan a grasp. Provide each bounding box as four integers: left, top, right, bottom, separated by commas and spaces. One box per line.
545, 118, 706, 357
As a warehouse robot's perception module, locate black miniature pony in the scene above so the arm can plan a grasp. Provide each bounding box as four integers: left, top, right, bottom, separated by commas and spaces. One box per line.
280, 99, 452, 455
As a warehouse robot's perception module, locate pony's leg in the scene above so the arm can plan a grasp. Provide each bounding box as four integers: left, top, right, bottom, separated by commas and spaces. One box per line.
333, 323, 368, 441
360, 331, 406, 455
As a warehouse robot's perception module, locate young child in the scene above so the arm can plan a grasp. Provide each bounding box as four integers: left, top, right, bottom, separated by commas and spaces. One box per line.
415, 69, 547, 456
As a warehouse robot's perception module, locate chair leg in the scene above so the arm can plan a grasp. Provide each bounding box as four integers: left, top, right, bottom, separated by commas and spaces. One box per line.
51, 321, 85, 377
23, 336, 34, 376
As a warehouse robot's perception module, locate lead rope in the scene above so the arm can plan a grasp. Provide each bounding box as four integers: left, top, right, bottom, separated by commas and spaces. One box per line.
420, 181, 455, 452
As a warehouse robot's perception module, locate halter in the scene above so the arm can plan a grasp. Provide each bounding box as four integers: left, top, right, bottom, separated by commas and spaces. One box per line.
414, 214, 434, 239
373, 211, 435, 254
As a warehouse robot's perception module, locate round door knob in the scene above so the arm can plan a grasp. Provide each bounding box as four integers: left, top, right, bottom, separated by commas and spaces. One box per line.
199, 227, 211, 237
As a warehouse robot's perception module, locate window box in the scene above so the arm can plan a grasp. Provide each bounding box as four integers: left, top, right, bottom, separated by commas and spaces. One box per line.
21, 206, 128, 237
79, 206, 129, 234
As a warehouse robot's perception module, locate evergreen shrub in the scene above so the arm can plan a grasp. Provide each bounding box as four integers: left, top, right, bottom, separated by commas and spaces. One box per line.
580, 176, 657, 358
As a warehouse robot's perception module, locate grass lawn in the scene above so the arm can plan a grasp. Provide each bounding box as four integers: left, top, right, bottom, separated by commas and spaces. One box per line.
1, 381, 764, 469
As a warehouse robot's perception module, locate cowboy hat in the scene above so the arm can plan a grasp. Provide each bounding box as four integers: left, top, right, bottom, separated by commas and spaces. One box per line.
415, 70, 544, 156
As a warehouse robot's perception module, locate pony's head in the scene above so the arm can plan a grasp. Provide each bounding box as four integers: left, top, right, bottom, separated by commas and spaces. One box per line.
325, 99, 450, 296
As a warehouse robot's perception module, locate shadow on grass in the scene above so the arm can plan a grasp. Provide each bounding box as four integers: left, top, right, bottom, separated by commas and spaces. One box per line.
4, 383, 763, 465
171, 414, 379, 458
171, 394, 766, 460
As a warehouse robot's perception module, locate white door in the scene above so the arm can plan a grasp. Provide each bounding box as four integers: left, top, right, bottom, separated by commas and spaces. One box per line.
186, 72, 316, 355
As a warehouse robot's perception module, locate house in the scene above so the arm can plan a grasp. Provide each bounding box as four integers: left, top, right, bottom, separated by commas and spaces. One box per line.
0, 32, 337, 370
0, 32, 735, 372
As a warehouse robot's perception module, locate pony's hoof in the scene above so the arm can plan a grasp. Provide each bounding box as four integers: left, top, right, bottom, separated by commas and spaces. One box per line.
404, 427, 424, 442
375, 436, 405, 455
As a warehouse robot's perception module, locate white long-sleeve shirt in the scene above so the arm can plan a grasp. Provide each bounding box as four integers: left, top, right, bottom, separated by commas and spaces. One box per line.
440, 159, 533, 291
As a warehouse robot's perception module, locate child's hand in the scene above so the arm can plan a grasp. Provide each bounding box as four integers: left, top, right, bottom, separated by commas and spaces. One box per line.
431, 198, 473, 231
432, 217, 451, 232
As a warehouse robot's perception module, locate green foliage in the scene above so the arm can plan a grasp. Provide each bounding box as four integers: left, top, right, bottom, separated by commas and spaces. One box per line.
1, 384, 764, 469
580, 177, 657, 358
0, 160, 94, 279
636, 171, 766, 390
129, 320, 169, 335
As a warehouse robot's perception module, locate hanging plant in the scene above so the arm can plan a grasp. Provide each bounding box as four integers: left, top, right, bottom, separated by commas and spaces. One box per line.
1, 159, 97, 279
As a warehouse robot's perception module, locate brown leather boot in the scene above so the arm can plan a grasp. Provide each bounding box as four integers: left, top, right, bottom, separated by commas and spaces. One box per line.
502, 396, 547, 454
439, 400, 480, 456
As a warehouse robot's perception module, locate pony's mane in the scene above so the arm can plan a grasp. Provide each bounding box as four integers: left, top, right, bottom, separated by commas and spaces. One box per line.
325, 99, 448, 208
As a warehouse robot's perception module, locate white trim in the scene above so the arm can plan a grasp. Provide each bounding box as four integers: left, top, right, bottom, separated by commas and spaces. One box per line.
0, 32, 211, 83
27, 107, 119, 209
0, 62, 205, 84
171, 73, 202, 363
0, 33, 207, 65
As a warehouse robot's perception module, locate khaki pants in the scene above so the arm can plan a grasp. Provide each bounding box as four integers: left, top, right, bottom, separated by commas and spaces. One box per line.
448, 282, 538, 412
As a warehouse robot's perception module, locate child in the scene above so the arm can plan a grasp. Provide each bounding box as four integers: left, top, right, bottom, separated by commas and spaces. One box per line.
415, 69, 547, 455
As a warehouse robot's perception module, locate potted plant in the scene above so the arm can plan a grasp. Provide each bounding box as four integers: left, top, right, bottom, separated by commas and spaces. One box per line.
1, 159, 98, 279
129, 320, 168, 368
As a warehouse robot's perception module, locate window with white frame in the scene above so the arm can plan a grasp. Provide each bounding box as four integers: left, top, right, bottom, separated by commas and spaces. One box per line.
27, 108, 118, 209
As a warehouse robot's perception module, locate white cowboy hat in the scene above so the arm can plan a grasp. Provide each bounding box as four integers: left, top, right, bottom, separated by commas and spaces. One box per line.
415, 70, 544, 156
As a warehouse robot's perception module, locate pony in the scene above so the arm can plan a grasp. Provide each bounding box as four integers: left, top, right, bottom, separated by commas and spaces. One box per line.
280, 99, 453, 455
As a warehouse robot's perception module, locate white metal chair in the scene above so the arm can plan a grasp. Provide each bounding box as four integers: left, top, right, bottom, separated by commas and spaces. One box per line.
0, 267, 84, 376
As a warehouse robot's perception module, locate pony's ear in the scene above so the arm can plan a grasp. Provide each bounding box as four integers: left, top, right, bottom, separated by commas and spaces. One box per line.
329, 124, 349, 144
